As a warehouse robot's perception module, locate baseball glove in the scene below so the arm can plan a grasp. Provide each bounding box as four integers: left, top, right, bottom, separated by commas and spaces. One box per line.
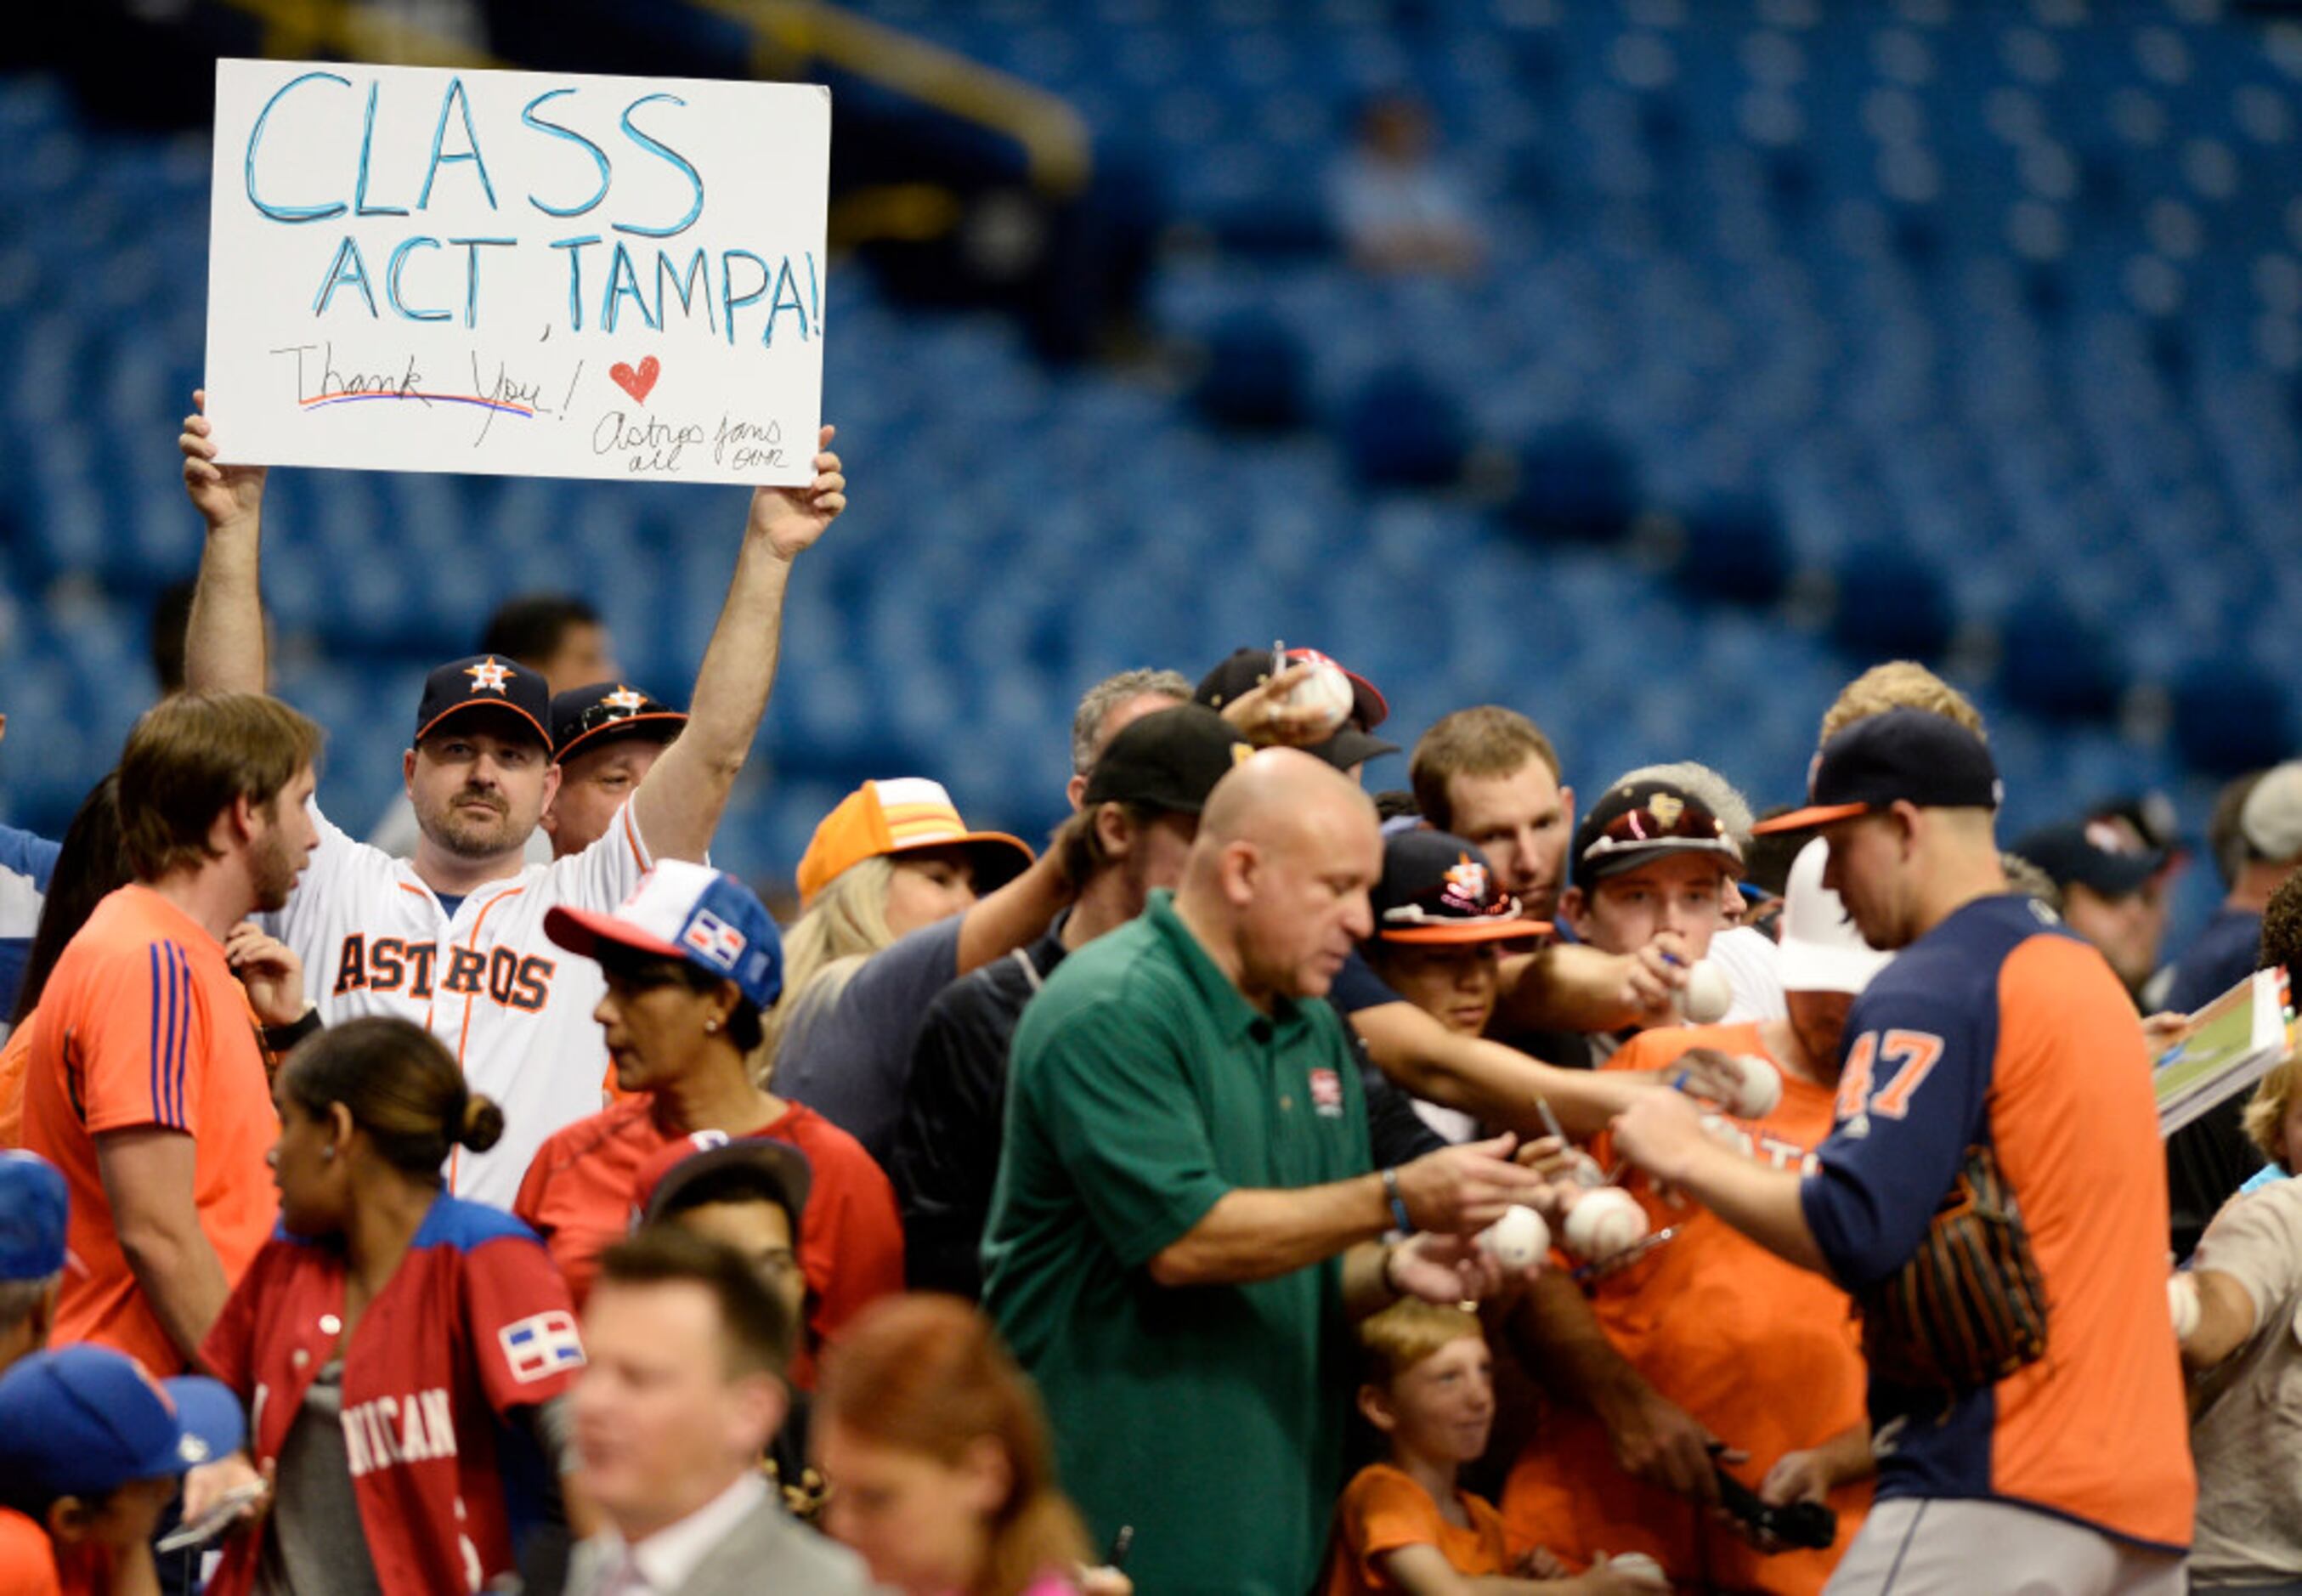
1856, 1141, 2050, 1396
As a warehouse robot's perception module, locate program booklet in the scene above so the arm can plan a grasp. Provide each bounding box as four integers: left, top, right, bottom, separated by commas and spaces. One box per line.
2155, 966, 2294, 1138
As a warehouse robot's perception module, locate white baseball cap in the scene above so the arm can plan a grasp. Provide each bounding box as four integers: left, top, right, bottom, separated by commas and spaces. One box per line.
2242, 762, 2302, 864
1778, 839, 1892, 996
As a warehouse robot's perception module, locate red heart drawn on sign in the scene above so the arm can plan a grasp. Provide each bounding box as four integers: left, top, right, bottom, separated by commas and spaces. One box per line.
609, 356, 660, 404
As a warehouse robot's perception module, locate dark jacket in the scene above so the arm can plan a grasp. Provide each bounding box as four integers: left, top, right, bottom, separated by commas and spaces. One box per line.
891, 925, 1448, 1299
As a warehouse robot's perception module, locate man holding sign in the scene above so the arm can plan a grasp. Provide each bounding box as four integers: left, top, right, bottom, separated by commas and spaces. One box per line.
178, 399, 845, 1204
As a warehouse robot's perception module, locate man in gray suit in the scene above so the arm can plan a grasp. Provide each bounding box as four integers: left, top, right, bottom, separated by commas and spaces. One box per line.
568, 1228, 875, 1595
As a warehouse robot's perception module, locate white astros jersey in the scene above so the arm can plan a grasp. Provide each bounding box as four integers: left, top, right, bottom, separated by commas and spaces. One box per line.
262, 797, 653, 1206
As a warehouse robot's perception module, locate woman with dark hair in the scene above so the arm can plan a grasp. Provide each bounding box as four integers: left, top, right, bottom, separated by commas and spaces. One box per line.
0, 775, 127, 1147
515, 860, 902, 1387
184, 1016, 589, 1596
816, 1294, 1095, 1596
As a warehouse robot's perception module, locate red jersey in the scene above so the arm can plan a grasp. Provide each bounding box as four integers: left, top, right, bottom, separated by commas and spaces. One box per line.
199, 1196, 583, 1596
22, 886, 278, 1373
513, 1095, 902, 1388
1502, 1022, 1870, 1594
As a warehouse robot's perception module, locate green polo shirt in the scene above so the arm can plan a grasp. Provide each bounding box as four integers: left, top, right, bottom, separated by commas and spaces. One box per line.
982, 891, 1372, 1596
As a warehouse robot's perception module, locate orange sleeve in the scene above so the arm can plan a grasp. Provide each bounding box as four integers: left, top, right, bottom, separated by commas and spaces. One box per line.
0, 1025, 32, 1151
0, 1509, 61, 1596
71, 937, 210, 1137
1347, 1466, 1453, 1566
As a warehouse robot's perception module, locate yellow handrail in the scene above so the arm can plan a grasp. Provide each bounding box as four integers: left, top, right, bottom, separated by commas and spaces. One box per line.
218, 0, 495, 69
213, 0, 1092, 199
698, 0, 1093, 197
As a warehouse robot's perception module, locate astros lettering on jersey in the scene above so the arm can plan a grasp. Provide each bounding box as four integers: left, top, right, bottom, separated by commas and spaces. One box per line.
260, 799, 651, 1207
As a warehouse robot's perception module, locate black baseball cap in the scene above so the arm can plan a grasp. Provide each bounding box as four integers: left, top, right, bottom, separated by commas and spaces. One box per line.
636, 1132, 812, 1236
413, 654, 551, 749
551, 682, 687, 766
1192, 645, 1400, 771
2011, 821, 2164, 899
1372, 829, 1551, 942
1572, 778, 1742, 889
1082, 705, 1252, 814
1754, 708, 2005, 835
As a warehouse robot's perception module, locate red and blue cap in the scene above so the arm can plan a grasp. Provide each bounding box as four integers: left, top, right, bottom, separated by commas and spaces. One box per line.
0, 1345, 244, 1503
546, 859, 783, 1012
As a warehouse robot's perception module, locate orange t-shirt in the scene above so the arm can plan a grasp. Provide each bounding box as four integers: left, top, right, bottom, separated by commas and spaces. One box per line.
1324, 1463, 1511, 1595
20, 885, 280, 1375
0, 1508, 61, 1596
1502, 1021, 1871, 1595
0, 1022, 32, 1150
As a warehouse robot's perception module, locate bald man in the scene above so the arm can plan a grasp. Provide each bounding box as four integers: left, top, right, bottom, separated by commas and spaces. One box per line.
982, 750, 1557, 1596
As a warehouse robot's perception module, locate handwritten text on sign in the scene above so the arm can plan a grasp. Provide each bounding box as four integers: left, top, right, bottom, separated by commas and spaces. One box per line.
204, 59, 829, 485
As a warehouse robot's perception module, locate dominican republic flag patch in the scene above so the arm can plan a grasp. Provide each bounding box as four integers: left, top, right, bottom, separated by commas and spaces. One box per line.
499, 1311, 586, 1383
1309, 1067, 1344, 1118
682, 909, 747, 970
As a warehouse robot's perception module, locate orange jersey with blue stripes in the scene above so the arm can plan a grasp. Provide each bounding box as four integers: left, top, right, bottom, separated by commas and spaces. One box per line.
21, 885, 279, 1374
1798, 894, 2193, 1552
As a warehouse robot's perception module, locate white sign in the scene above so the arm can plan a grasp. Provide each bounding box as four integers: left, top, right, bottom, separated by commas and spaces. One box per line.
205, 59, 829, 485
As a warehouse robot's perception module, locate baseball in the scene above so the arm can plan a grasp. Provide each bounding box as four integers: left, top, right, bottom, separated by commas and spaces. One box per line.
1563, 1186, 1649, 1261
1677, 959, 1732, 1024
2169, 1272, 2200, 1343
1279, 658, 1355, 738
1729, 1053, 1782, 1118
1477, 1204, 1550, 1270
1601, 1552, 1668, 1589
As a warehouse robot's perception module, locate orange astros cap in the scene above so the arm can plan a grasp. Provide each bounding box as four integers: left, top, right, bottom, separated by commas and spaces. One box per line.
795, 778, 1034, 908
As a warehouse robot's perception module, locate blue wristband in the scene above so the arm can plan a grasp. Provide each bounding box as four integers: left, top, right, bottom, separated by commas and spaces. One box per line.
1382, 1166, 1413, 1233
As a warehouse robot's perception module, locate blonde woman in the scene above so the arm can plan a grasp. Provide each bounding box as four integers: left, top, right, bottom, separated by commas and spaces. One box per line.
768, 779, 1073, 1161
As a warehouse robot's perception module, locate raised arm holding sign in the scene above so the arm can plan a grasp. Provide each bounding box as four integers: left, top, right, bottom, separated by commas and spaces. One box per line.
175, 388, 846, 1205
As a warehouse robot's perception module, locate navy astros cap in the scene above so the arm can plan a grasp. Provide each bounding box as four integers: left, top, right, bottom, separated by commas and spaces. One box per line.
1082, 706, 1252, 815
413, 654, 552, 749
551, 682, 687, 766
1372, 829, 1551, 942
1755, 708, 2004, 835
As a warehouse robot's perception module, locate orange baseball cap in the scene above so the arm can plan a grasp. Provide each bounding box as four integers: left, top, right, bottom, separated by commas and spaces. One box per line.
795, 778, 1033, 907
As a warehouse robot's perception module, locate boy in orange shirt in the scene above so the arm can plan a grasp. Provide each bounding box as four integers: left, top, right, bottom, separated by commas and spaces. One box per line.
1326, 1300, 1664, 1596
1501, 839, 1881, 1593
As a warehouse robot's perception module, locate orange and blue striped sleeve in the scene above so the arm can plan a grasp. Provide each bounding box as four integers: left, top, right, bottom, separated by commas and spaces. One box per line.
71, 936, 212, 1136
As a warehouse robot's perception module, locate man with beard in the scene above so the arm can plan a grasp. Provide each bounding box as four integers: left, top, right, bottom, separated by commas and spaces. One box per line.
178, 399, 848, 1203
20, 692, 322, 1374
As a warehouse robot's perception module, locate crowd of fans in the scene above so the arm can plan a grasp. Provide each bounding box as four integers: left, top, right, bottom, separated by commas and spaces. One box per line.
0, 407, 2298, 1596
